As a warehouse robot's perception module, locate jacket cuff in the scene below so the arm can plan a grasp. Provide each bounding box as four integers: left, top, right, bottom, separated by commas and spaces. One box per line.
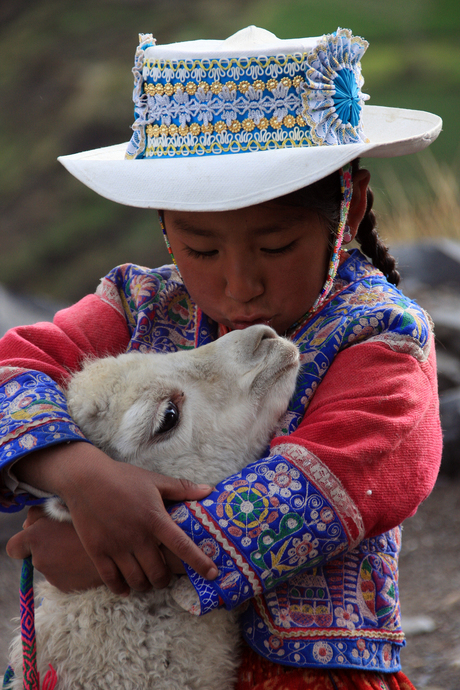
0, 371, 88, 512
168, 449, 361, 614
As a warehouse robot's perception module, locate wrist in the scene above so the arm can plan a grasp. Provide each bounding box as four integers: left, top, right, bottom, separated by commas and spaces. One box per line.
14, 442, 116, 501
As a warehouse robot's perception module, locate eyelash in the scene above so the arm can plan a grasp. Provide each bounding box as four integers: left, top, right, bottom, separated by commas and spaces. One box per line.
261, 241, 297, 255
184, 240, 297, 259
184, 247, 218, 259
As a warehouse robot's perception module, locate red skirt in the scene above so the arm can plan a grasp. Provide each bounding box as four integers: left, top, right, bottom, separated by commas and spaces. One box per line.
236, 645, 416, 690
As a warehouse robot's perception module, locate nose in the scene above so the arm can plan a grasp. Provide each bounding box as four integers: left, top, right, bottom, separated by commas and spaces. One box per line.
251, 325, 277, 352
224, 259, 264, 303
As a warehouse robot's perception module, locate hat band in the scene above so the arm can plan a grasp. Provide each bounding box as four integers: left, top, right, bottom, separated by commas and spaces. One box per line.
126, 29, 369, 160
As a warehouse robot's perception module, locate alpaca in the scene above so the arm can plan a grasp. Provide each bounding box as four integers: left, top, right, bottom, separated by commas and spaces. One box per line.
7, 325, 300, 690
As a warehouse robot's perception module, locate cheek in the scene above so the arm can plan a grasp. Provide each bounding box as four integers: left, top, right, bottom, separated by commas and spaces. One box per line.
176, 260, 222, 310
275, 247, 329, 294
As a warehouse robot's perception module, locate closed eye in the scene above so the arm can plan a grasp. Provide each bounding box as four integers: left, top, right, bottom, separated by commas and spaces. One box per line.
261, 240, 297, 255
156, 401, 180, 434
184, 246, 218, 259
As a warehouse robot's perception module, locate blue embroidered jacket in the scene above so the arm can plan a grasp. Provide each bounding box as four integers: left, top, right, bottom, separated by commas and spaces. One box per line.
0, 250, 439, 673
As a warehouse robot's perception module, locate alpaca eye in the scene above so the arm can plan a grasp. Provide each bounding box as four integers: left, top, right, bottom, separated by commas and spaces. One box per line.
157, 401, 179, 434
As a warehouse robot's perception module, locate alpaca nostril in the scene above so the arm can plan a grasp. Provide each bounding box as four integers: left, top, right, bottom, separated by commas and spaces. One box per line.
253, 325, 277, 353
260, 328, 276, 341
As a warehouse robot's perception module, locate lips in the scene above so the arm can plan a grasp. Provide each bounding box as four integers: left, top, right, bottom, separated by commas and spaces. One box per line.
230, 317, 273, 330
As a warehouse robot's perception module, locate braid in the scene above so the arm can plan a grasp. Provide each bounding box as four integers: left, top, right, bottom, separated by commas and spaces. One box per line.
352, 160, 401, 286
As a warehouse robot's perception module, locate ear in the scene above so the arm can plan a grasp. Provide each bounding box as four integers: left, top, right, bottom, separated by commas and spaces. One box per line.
115, 397, 155, 457
346, 168, 371, 240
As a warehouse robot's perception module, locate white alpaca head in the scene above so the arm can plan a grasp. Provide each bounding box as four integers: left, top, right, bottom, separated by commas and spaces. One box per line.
65, 325, 300, 487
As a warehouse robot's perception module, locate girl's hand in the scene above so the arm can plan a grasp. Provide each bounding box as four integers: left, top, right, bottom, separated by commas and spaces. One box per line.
7, 507, 187, 591
12, 442, 217, 596
7, 506, 104, 592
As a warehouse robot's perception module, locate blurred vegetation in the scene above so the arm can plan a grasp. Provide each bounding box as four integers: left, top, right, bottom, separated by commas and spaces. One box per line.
0, 0, 459, 303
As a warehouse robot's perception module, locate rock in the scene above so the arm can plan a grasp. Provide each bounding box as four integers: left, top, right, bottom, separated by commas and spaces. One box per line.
394, 239, 460, 292
439, 387, 460, 477
0, 284, 64, 337
436, 349, 460, 393
401, 615, 437, 636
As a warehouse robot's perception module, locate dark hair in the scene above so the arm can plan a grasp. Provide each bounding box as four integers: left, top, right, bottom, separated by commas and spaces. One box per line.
277, 159, 400, 286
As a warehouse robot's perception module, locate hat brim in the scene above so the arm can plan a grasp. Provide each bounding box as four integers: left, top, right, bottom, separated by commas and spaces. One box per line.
58, 105, 442, 212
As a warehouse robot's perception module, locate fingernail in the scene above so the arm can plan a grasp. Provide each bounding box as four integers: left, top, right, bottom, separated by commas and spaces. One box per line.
206, 566, 218, 580
197, 484, 213, 490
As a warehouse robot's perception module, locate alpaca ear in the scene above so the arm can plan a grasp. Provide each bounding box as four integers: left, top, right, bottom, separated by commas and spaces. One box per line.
66, 356, 123, 425
115, 397, 156, 457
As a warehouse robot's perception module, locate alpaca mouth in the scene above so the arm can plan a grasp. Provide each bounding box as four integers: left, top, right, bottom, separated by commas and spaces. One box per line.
250, 346, 300, 394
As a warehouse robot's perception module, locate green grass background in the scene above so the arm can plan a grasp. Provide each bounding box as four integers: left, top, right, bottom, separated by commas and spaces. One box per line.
1, 0, 458, 302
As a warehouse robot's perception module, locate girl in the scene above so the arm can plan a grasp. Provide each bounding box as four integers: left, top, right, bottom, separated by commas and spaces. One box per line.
1, 26, 442, 690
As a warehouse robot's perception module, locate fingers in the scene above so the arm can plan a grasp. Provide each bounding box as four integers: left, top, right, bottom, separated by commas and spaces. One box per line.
22, 505, 47, 529
154, 474, 214, 502
6, 528, 31, 560
121, 546, 171, 591
8, 517, 104, 593
94, 547, 171, 596
145, 506, 218, 581
160, 545, 186, 574
92, 557, 130, 597
80, 508, 217, 593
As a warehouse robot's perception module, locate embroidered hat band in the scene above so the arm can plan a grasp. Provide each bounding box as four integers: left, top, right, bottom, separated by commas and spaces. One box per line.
125, 28, 369, 160
58, 26, 442, 211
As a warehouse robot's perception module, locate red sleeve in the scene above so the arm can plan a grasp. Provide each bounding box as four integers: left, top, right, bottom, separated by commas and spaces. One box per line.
0, 294, 131, 385
271, 338, 442, 538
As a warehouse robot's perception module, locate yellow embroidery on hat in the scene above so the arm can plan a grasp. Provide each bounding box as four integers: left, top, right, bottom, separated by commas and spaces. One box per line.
201, 122, 214, 134
229, 120, 241, 133
146, 124, 161, 137
145, 130, 313, 158
143, 73, 307, 104
146, 113, 301, 140
283, 115, 296, 128
144, 53, 309, 72
242, 118, 255, 132
211, 81, 223, 94
186, 81, 198, 95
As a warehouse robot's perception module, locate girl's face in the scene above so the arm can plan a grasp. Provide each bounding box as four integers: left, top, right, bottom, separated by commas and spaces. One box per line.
164, 202, 330, 335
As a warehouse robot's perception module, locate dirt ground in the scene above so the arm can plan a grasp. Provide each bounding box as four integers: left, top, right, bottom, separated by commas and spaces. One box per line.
0, 477, 459, 689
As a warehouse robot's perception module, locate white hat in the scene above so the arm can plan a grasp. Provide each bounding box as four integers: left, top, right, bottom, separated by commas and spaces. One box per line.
58, 26, 442, 212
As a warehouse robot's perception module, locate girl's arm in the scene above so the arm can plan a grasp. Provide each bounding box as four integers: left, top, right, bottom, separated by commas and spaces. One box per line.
0, 292, 130, 506
1, 279, 217, 591
167, 338, 442, 615
8, 443, 216, 594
